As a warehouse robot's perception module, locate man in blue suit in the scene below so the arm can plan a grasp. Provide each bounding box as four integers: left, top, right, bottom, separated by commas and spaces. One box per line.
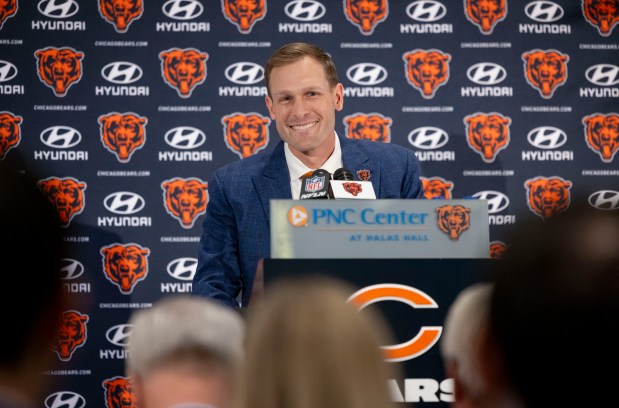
193, 42, 423, 308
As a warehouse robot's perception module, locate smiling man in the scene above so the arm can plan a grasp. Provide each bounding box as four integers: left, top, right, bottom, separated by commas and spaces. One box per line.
193, 42, 424, 308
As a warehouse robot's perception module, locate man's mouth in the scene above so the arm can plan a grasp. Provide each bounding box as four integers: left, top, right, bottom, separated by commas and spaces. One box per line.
290, 121, 318, 130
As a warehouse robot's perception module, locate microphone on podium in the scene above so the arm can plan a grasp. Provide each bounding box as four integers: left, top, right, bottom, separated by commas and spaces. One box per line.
329, 167, 377, 199
299, 169, 331, 199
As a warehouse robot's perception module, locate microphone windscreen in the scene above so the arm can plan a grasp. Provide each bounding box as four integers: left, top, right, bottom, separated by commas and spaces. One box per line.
333, 167, 354, 181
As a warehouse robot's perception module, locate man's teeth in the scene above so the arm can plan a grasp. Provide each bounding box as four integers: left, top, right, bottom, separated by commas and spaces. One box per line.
291, 122, 316, 130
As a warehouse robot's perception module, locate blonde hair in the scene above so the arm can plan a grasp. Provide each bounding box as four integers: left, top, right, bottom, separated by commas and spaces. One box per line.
235, 275, 398, 408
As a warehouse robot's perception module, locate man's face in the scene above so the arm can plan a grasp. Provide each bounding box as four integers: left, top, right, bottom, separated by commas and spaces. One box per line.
265, 56, 344, 159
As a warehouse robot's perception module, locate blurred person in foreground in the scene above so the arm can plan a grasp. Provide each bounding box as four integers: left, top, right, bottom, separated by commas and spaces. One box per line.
235, 275, 401, 408
0, 160, 67, 408
193, 42, 423, 308
441, 283, 523, 408
487, 200, 619, 407
125, 295, 245, 408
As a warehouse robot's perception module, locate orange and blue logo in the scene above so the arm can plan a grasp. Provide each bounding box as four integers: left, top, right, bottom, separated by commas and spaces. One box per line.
421, 177, 454, 200
344, 0, 388, 35
582, 113, 619, 163
35, 47, 84, 97
464, 112, 511, 163
103, 376, 137, 408
403, 49, 451, 99
37, 177, 87, 227
464, 0, 507, 34
0, 0, 17, 30
161, 177, 209, 229
222, 112, 270, 158
436, 204, 471, 240
582, 0, 619, 36
98, 112, 147, 163
52, 310, 89, 362
160, 48, 208, 98
525, 176, 572, 220
222, 0, 266, 33
0, 111, 22, 159
98, 0, 143, 33
344, 113, 392, 142
100, 243, 150, 294
522, 49, 569, 99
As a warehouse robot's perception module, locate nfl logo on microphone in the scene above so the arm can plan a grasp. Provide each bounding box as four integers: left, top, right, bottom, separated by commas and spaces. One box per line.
305, 175, 325, 192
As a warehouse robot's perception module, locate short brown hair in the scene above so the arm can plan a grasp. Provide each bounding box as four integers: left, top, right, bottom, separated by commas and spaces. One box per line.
264, 42, 339, 95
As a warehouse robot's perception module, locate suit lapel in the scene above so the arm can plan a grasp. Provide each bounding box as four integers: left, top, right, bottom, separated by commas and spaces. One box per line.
252, 141, 292, 224
340, 134, 381, 192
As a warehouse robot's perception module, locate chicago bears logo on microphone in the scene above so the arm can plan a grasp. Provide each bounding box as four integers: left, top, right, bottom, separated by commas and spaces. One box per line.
403, 49, 451, 99
160, 48, 208, 98
343, 182, 363, 197
522, 49, 569, 99
102, 376, 137, 408
582, 0, 619, 36
37, 177, 86, 227
582, 113, 619, 163
525, 176, 572, 220
436, 204, 471, 240
464, 0, 507, 34
98, 0, 143, 33
222, 0, 266, 33
0, 111, 22, 159
35, 47, 84, 97
222, 112, 270, 158
344, 0, 388, 35
161, 177, 208, 229
100, 243, 150, 294
52, 310, 89, 361
344, 113, 392, 142
464, 112, 511, 163
98, 112, 147, 163
421, 177, 454, 199
0, 0, 17, 29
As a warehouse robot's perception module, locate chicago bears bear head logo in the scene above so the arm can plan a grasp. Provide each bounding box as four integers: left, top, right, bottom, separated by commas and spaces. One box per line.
582, 113, 619, 163
103, 376, 137, 408
344, 113, 392, 143
464, 0, 507, 34
582, 0, 619, 36
0, 111, 22, 159
343, 182, 363, 197
160, 48, 208, 98
51, 310, 89, 362
35, 47, 84, 97
100, 243, 150, 294
436, 204, 471, 240
161, 177, 208, 229
522, 49, 569, 99
357, 169, 371, 181
0, 0, 17, 30
344, 0, 388, 35
489, 241, 507, 259
525, 176, 572, 220
421, 177, 454, 200
98, 112, 147, 163
222, 112, 270, 159
98, 0, 143, 33
403, 49, 451, 99
37, 177, 86, 228
222, 0, 266, 33
464, 112, 511, 163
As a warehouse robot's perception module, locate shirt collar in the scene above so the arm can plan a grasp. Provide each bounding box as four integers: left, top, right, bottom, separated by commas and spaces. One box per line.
284, 132, 343, 179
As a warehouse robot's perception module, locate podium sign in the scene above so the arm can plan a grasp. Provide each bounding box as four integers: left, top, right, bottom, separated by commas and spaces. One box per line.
270, 199, 489, 259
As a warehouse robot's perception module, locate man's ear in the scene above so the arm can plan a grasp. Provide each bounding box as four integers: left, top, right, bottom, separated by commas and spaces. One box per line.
264, 95, 276, 120
334, 83, 344, 111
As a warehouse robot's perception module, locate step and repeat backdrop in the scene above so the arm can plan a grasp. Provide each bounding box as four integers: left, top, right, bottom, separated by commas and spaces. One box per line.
1, 0, 618, 406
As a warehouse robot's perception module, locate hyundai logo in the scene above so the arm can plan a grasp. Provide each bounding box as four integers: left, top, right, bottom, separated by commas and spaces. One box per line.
473, 191, 510, 213
167, 257, 198, 281
585, 64, 619, 86
101, 61, 143, 85
164, 126, 206, 149
104, 192, 146, 215
408, 127, 449, 149
466, 62, 507, 85
224, 62, 264, 85
524, 1, 563, 23
284, 0, 326, 21
162, 0, 204, 20
45, 391, 86, 408
106, 324, 133, 347
527, 126, 567, 149
38, 0, 79, 19
346, 63, 388, 86
0, 60, 18, 82
40, 126, 82, 148
588, 190, 619, 210
406, 0, 446, 22
60, 258, 85, 280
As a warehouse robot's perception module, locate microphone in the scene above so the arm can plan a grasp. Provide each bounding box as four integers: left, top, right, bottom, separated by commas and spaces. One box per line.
330, 167, 377, 199
299, 168, 331, 199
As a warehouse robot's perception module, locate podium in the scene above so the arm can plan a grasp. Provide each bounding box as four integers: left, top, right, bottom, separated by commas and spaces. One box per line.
264, 199, 493, 406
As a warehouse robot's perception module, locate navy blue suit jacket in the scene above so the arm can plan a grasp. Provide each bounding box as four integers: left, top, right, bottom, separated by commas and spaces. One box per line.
193, 133, 424, 307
